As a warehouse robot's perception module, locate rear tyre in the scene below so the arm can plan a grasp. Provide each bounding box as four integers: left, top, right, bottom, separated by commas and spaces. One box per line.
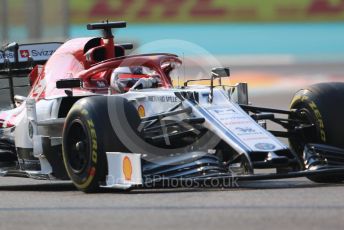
62, 96, 139, 192
289, 82, 344, 183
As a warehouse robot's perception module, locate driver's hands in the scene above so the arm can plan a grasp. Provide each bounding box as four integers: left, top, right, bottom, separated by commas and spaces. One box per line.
130, 77, 158, 90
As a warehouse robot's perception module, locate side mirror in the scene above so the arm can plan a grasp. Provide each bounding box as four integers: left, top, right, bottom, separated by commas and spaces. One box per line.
211, 67, 230, 78
209, 67, 230, 103
56, 78, 81, 89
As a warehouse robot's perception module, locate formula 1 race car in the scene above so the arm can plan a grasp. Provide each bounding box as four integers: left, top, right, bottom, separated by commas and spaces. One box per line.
1, 21, 344, 193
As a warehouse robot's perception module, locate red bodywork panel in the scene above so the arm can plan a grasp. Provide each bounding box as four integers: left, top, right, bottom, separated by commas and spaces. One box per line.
28, 37, 181, 100
0, 35, 181, 127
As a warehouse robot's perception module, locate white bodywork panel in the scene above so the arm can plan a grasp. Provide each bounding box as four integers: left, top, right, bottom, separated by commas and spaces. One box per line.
124, 88, 287, 153
13, 98, 63, 176
15, 98, 62, 149
102, 152, 143, 190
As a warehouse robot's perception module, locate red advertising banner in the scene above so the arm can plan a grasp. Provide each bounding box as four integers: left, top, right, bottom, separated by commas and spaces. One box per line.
70, 0, 344, 23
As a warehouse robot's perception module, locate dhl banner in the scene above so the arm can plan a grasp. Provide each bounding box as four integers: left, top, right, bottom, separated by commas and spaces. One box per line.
70, 0, 344, 23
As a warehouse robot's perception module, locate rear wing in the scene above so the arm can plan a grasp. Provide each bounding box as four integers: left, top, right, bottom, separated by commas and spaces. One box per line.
0, 42, 63, 76
0, 42, 63, 107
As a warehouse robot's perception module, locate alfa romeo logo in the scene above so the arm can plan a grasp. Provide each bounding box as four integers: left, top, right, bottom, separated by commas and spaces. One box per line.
254, 143, 276, 151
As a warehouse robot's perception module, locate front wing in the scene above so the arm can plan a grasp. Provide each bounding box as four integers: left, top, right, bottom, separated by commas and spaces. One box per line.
102, 143, 344, 190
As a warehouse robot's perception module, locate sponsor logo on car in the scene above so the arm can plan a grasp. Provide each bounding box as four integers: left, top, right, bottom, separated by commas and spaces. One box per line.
123, 156, 133, 181
20, 50, 30, 58
212, 108, 236, 114
31, 49, 56, 57
235, 127, 264, 136
138, 105, 145, 118
235, 127, 256, 133
147, 95, 178, 103
0, 52, 14, 61
254, 142, 276, 151
19, 48, 57, 59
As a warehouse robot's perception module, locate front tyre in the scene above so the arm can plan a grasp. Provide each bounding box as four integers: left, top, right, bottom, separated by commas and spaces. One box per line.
62, 96, 137, 192
289, 82, 344, 183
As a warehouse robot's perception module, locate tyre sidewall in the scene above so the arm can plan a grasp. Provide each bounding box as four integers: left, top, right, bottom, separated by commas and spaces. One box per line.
63, 97, 118, 192
290, 83, 344, 149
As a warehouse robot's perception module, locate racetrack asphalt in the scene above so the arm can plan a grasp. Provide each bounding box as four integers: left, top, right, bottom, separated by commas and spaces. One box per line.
1, 63, 344, 230
0, 177, 343, 230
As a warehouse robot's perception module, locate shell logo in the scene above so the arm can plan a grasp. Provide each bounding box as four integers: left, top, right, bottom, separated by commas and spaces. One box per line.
122, 156, 133, 181
138, 105, 145, 118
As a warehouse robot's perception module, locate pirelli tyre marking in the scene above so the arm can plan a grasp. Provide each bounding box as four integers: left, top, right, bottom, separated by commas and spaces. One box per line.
79, 110, 98, 189
63, 108, 98, 190
308, 101, 326, 142
291, 93, 326, 143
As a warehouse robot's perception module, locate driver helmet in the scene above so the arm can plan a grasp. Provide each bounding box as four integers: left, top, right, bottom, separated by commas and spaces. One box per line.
110, 66, 148, 93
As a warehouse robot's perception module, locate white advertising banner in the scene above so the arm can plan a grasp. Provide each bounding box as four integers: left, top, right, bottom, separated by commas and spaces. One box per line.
0, 42, 62, 64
